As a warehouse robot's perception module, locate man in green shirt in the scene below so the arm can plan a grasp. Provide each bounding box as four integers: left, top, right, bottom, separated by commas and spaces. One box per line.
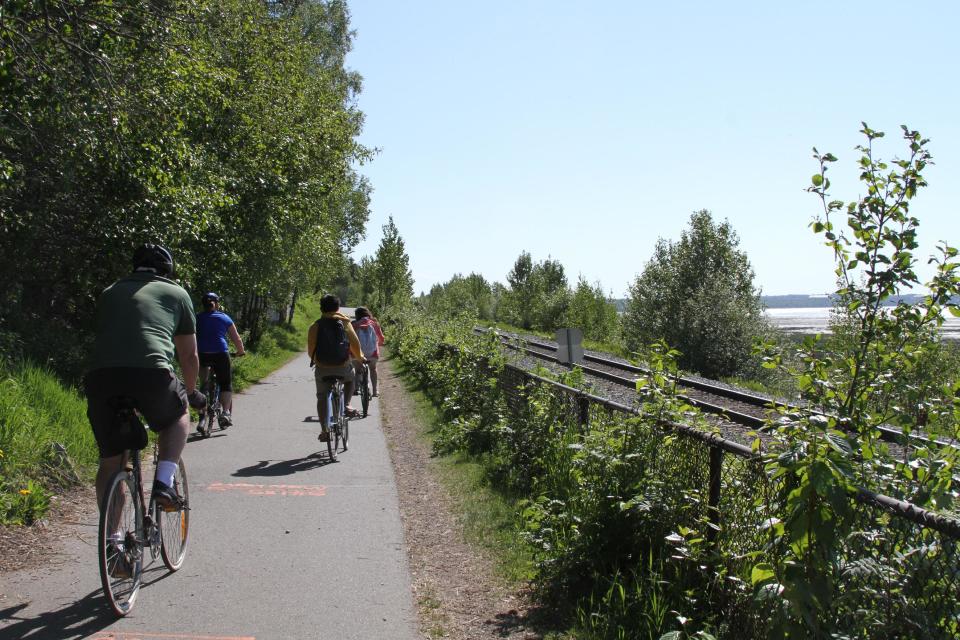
84, 244, 205, 516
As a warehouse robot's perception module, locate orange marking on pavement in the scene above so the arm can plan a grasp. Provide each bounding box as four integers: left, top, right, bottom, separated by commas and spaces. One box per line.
206, 481, 326, 496
90, 633, 254, 640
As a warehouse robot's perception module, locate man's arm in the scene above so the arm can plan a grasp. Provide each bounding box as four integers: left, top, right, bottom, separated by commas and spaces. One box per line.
174, 334, 200, 393
227, 324, 246, 356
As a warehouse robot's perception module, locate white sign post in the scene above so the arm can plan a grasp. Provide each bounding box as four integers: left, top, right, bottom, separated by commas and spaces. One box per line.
555, 328, 584, 365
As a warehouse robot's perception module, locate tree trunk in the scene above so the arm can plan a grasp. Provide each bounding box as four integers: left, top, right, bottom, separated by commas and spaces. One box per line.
287, 288, 299, 325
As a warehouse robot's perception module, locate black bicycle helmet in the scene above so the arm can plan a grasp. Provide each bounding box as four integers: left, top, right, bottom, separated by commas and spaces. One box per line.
202, 292, 220, 304
132, 243, 174, 277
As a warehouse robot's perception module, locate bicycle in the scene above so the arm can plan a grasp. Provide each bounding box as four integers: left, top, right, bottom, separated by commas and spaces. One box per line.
357, 362, 371, 417
319, 375, 349, 461
98, 397, 189, 617
196, 352, 240, 438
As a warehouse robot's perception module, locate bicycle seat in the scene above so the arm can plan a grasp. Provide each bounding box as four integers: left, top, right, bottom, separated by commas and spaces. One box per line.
106, 397, 148, 450
107, 396, 138, 414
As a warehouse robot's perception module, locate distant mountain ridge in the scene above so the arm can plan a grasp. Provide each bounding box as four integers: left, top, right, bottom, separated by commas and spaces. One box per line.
761, 294, 929, 309
611, 294, 941, 312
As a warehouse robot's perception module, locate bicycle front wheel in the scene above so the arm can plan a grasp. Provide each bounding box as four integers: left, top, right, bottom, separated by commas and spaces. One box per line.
159, 457, 190, 571
98, 470, 143, 617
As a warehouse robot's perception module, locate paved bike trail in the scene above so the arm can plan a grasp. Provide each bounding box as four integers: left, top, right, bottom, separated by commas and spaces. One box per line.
0, 355, 419, 640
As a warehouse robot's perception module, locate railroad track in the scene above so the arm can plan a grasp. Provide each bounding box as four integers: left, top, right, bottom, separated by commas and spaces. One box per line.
476, 328, 950, 450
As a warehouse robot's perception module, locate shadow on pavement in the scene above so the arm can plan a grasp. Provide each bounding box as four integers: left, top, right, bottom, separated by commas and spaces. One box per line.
186, 432, 228, 444
0, 589, 114, 640
232, 453, 333, 477
0, 562, 180, 639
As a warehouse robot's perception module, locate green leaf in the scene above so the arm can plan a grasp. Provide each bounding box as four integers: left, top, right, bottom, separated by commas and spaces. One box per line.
808, 460, 835, 496
811, 174, 824, 187
751, 563, 776, 585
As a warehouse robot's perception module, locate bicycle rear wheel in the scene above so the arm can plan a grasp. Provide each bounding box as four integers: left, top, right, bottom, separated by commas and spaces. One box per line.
207, 377, 223, 433
334, 389, 346, 458
98, 470, 143, 617
360, 367, 370, 417
197, 377, 216, 437
159, 457, 190, 571
326, 391, 338, 461
340, 394, 349, 452
197, 410, 210, 437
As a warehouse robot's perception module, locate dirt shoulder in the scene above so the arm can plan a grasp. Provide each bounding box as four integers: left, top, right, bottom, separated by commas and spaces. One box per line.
0, 486, 95, 574
378, 359, 542, 640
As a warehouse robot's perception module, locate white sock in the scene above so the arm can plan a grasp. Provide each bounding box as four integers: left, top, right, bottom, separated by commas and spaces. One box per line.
156, 460, 178, 488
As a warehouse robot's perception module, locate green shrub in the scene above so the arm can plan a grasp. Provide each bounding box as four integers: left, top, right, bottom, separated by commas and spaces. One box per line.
391, 311, 737, 636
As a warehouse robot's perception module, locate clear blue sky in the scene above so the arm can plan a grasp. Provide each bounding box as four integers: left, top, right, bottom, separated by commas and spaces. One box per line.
346, 1, 959, 297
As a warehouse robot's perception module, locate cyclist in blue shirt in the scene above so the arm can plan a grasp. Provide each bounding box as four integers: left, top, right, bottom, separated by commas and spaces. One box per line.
196, 292, 245, 427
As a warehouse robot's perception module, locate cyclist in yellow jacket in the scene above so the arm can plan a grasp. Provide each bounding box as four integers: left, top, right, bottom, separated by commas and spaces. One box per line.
307, 294, 364, 441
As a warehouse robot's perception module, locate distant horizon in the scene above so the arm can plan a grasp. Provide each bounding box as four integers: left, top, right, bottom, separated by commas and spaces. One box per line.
605, 292, 935, 310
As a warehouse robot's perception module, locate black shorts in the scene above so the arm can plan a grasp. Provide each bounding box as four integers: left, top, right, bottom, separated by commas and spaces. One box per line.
199, 352, 232, 392
84, 367, 187, 458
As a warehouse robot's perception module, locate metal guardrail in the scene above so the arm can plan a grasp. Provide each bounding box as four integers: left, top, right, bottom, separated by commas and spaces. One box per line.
425, 335, 960, 637
505, 361, 960, 539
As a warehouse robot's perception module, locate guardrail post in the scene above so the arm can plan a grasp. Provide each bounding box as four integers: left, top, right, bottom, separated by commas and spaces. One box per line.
577, 395, 590, 431
708, 447, 723, 545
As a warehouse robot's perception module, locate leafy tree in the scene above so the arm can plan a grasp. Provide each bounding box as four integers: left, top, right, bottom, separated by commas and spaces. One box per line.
424, 273, 494, 320
755, 125, 960, 638
566, 277, 620, 343
623, 210, 766, 378
530, 257, 571, 332
371, 216, 414, 311
354, 256, 378, 308
499, 252, 571, 331
502, 251, 536, 328
0, 0, 372, 369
